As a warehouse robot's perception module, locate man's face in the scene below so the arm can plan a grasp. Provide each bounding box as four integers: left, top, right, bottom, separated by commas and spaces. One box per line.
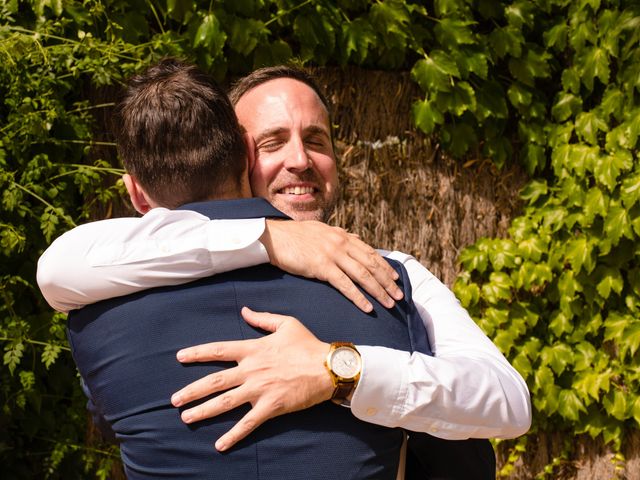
234, 78, 339, 221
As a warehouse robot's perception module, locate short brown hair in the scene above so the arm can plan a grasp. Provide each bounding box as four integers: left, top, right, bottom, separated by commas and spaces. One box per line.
228, 65, 332, 118
114, 58, 246, 208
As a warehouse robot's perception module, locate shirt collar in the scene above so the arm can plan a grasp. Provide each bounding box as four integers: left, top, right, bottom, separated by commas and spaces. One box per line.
177, 197, 290, 221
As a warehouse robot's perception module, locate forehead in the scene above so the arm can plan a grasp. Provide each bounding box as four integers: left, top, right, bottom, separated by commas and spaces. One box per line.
234, 78, 330, 134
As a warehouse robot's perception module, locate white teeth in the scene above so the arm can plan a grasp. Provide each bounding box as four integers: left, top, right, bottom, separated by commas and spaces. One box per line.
282, 186, 314, 195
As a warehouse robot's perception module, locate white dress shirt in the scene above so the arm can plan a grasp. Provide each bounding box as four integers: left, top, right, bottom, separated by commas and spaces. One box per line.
37, 207, 531, 440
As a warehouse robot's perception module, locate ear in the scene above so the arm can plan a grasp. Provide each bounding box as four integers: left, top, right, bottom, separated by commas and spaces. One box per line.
123, 174, 153, 215
244, 132, 256, 177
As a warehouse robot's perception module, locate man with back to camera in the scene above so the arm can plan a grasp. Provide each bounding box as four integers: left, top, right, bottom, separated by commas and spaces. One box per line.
54, 58, 435, 479
38, 63, 531, 477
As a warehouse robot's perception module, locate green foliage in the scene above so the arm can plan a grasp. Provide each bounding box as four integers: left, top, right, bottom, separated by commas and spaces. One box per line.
2, 0, 640, 476
452, 1, 640, 465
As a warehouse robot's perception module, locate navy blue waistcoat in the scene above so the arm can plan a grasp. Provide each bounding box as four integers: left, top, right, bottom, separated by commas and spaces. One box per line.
68, 198, 429, 480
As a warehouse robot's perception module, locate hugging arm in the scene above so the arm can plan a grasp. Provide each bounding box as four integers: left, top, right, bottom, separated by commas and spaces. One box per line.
173, 252, 532, 448
37, 208, 402, 313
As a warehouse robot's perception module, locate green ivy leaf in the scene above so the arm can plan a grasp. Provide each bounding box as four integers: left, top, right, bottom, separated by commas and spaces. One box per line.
434, 18, 477, 46
458, 245, 488, 273
565, 236, 596, 274
548, 122, 575, 149
369, 1, 410, 49
343, 18, 377, 64
455, 281, 480, 308
551, 92, 582, 122
411, 51, 458, 93
578, 46, 610, 91
621, 171, 640, 209
520, 179, 548, 204
475, 80, 508, 122
167, 0, 194, 23
633, 396, 640, 426
512, 352, 532, 378
481, 271, 513, 304
575, 110, 609, 145
603, 311, 630, 342
488, 26, 523, 59
294, 13, 335, 63
193, 13, 226, 53
572, 371, 610, 401
544, 22, 567, 51
440, 122, 477, 157
488, 239, 518, 270
437, 81, 476, 116
454, 48, 489, 80
583, 187, 608, 225
543, 206, 567, 232
228, 17, 265, 56
517, 237, 546, 262
603, 390, 628, 421
520, 144, 546, 175
573, 342, 598, 372
561, 67, 581, 94
595, 267, 624, 299
508, 48, 551, 87
604, 205, 633, 245
622, 321, 640, 359
600, 87, 625, 121
558, 269, 581, 299
412, 98, 444, 134
558, 389, 587, 421
534, 365, 555, 393
493, 327, 519, 356
549, 310, 573, 337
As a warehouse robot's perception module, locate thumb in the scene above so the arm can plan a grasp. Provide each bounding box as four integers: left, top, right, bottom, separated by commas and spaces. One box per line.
241, 306, 290, 333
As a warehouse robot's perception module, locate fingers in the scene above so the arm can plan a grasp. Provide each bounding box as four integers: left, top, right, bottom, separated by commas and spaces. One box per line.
240, 306, 290, 332
171, 368, 242, 407
346, 238, 404, 302
215, 405, 271, 452
176, 338, 254, 363
323, 267, 374, 313
180, 385, 248, 426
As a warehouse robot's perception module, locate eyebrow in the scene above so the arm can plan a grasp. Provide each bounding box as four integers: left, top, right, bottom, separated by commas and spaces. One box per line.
304, 125, 331, 140
254, 125, 331, 145
254, 127, 288, 145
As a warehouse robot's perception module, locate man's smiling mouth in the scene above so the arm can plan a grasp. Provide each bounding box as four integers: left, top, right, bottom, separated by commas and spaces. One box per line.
280, 186, 316, 195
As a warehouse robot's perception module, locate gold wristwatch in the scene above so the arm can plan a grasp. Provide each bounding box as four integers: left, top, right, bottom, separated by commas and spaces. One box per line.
324, 342, 362, 404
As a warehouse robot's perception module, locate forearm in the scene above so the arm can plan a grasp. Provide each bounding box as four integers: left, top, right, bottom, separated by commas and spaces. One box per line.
351, 346, 531, 439
37, 209, 267, 312
353, 250, 532, 439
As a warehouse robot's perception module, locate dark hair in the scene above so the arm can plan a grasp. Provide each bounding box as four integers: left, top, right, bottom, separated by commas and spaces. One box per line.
228, 65, 332, 120
113, 58, 246, 208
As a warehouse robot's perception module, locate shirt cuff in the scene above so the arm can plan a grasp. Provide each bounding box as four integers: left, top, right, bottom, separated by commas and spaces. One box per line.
350, 345, 410, 427
203, 217, 269, 271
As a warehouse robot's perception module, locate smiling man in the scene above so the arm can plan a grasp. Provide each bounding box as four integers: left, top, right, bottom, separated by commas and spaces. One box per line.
233, 73, 339, 221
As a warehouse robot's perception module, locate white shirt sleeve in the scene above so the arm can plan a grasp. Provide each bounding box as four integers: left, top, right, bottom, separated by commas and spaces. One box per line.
350, 250, 532, 440
36, 208, 268, 313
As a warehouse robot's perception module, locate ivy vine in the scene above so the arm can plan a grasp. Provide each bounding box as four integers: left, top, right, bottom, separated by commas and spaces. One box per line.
1, 0, 639, 477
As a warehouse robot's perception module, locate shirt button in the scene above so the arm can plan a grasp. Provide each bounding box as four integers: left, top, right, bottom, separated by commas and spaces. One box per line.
365, 407, 378, 416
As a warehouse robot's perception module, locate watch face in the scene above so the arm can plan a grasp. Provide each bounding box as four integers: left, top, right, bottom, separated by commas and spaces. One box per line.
330, 346, 361, 379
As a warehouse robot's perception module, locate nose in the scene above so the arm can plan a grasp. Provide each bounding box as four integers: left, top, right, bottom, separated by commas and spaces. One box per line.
283, 136, 311, 172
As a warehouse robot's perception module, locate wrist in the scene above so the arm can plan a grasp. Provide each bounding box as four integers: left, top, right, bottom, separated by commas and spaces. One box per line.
260, 220, 277, 266
324, 342, 362, 405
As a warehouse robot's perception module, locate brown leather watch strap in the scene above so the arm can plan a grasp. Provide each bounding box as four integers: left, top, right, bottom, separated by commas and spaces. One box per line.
331, 381, 355, 404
